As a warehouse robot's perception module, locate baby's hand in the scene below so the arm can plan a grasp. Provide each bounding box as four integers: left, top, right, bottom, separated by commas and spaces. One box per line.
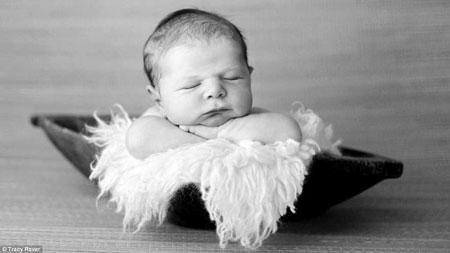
179, 124, 220, 139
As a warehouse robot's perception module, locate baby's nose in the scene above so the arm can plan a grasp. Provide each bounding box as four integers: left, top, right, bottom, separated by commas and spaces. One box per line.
204, 79, 226, 99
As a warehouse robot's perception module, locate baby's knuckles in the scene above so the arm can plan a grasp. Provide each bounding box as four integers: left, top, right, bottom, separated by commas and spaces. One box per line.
183, 124, 219, 139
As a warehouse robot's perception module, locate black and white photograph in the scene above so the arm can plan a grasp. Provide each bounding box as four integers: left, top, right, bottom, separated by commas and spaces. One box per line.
1, 1, 449, 252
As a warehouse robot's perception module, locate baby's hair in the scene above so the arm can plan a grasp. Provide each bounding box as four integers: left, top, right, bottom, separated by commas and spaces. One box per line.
143, 8, 248, 88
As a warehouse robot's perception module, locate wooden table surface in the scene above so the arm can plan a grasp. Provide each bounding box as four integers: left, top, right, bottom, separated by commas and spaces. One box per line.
1, 1, 449, 252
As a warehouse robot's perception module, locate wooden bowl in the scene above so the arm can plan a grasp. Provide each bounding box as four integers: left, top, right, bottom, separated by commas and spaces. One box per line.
31, 114, 403, 229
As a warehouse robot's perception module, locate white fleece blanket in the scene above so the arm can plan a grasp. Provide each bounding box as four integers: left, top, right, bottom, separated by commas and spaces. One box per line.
85, 103, 339, 249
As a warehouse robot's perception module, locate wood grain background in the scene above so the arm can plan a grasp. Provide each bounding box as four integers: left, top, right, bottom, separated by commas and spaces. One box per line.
1, 0, 449, 252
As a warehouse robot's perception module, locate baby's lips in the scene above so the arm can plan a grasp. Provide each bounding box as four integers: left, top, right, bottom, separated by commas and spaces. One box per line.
204, 107, 229, 115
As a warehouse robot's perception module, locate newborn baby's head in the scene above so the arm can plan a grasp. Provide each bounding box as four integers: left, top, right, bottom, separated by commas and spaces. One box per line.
143, 9, 253, 127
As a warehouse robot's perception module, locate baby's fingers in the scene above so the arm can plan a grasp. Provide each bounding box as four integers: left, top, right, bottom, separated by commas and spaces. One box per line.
179, 125, 205, 136
179, 125, 190, 132
187, 125, 219, 139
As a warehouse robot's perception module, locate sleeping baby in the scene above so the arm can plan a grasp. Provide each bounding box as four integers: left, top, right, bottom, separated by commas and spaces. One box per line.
87, 8, 339, 249
126, 8, 302, 159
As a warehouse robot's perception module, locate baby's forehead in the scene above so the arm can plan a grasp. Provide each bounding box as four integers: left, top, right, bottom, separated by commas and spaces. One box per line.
164, 35, 242, 53
158, 36, 245, 65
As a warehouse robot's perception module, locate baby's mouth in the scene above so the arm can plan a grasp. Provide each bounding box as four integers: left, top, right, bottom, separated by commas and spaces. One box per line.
201, 109, 231, 126
203, 108, 229, 117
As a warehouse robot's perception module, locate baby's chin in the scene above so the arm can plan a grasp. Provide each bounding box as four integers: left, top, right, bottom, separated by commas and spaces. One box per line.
200, 115, 232, 127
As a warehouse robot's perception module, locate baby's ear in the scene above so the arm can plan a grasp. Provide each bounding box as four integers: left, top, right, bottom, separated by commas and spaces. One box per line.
146, 84, 161, 103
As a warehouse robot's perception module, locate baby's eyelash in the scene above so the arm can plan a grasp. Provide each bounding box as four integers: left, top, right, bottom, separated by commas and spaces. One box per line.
181, 83, 200, 90
224, 76, 241, 81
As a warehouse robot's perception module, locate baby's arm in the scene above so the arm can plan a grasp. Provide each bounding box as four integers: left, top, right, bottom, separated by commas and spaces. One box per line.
126, 116, 204, 160
182, 112, 302, 144
220, 113, 302, 143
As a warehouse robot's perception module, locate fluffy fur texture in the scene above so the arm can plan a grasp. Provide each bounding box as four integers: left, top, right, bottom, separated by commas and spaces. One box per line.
86, 104, 339, 249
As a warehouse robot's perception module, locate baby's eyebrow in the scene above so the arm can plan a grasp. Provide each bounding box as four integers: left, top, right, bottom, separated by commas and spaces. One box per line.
182, 75, 201, 80
179, 76, 201, 85
175, 76, 201, 89
222, 66, 246, 72
178, 66, 246, 83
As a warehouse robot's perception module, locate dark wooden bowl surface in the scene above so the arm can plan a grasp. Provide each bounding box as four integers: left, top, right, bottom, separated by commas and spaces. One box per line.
31, 114, 403, 229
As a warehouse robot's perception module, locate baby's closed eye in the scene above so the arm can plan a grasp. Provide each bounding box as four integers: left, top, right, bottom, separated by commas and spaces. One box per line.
180, 83, 201, 90
223, 76, 241, 81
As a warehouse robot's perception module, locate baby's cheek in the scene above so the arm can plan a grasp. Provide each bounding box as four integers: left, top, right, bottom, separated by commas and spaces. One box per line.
235, 91, 253, 116
167, 114, 191, 126
166, 110, 199, 126
161, 100, 192, 124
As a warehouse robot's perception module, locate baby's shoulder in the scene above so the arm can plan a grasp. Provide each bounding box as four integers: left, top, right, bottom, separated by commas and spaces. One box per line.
141, 105, 165, 118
